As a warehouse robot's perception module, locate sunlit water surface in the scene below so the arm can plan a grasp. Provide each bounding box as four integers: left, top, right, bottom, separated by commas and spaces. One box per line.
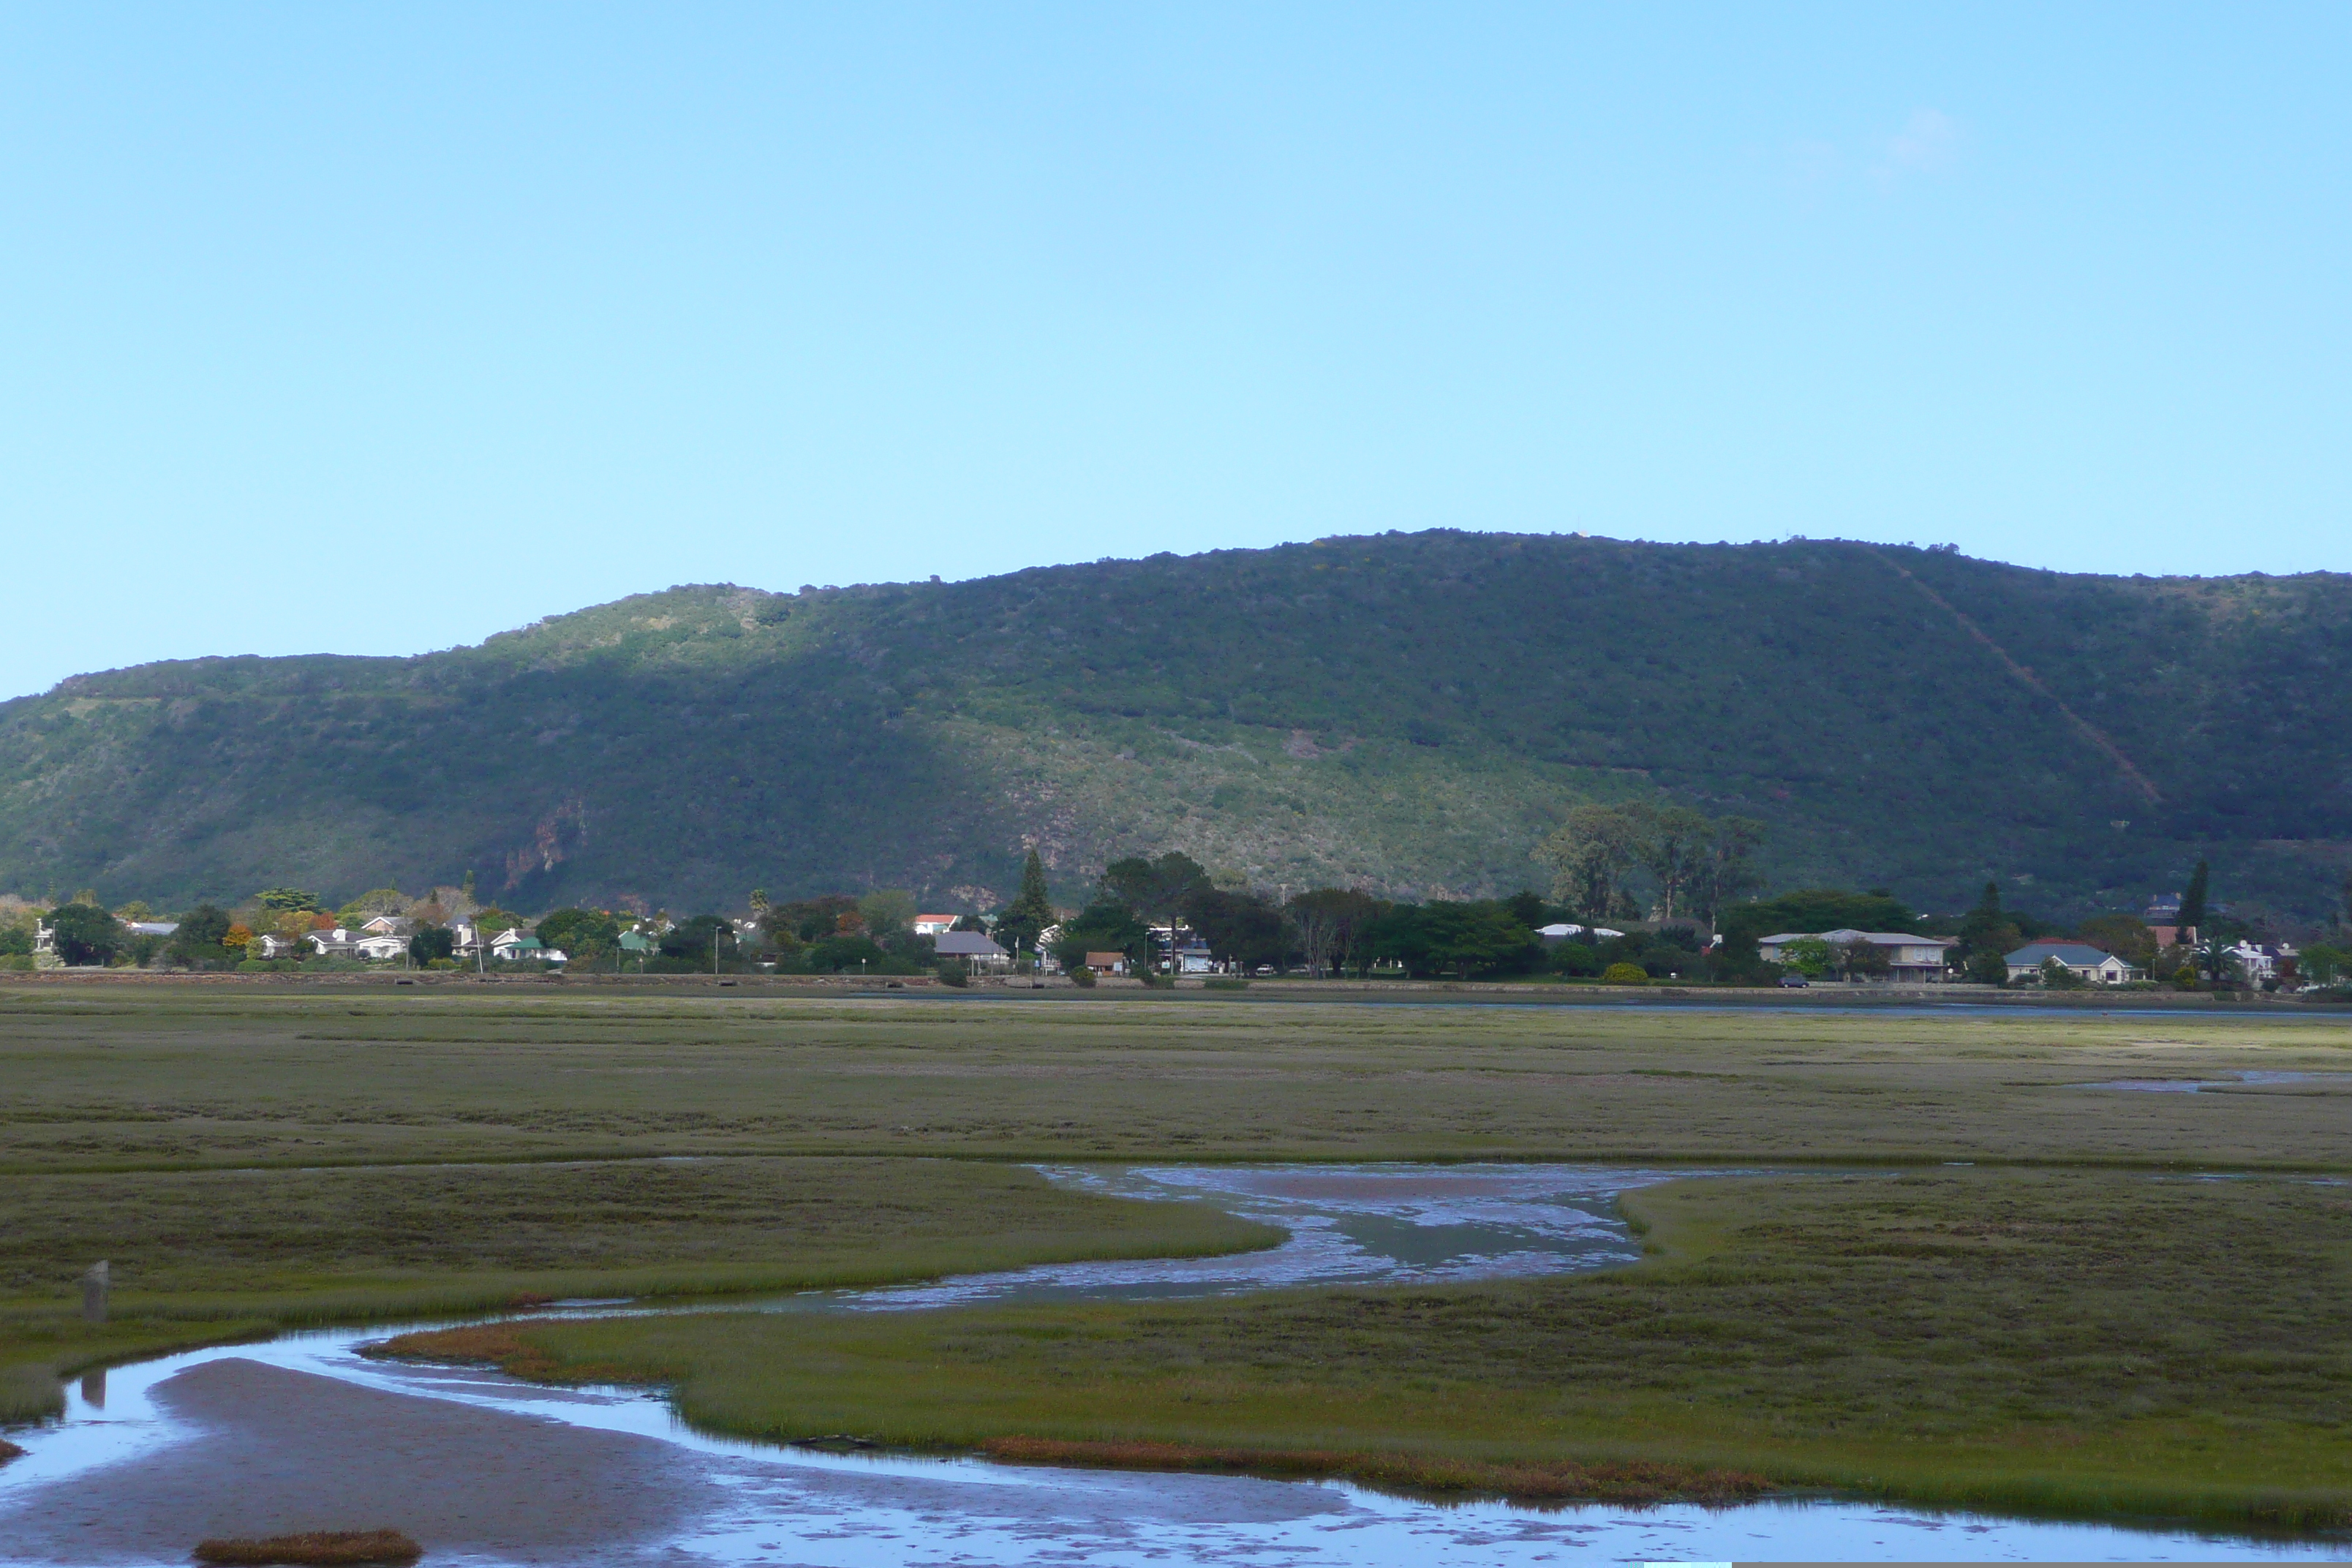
4, 1164, 2345, 1564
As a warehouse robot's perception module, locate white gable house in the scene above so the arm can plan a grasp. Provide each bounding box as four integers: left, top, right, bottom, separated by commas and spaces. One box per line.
2005, 941, 2138, 985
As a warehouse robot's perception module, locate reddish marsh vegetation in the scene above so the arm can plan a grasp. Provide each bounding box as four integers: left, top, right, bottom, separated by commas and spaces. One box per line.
367, 1320, 663, 1386
980, 1436, 1771, 1506
192, 1529, 422, 1565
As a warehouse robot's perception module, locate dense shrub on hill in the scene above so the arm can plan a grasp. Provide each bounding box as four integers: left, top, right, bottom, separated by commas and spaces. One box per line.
4, 532, 2348, 919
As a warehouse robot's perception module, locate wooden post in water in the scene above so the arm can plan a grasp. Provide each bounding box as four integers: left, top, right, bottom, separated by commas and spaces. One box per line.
80, 1260, 108, 1324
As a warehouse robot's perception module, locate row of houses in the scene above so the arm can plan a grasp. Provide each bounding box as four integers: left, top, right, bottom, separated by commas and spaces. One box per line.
1752, 927, 2304, 987
288, 916, 568, 964
1751, 928, 2146, 984
924, 917, 1229, 976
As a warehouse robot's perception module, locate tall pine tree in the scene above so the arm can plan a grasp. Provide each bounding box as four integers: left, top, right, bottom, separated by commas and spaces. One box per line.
1958, 881, 2019, 985
2177, 859, 2209, 935
993, 849, 1057, 953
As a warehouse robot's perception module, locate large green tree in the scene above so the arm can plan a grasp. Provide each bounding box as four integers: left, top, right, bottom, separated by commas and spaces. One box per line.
1098, 851, 1209, 971
1366, 900, 1536, 978
169, 904, 237, 969
766, 894, 859, 946
1049, 900, 1151, 970
1183, 887, 1290, 970
2075, 913, 2156, 969
336, 887, 410, 921
1627, 804, 1714, 923
658, 914, 738, 968
1778, 935, 1833, 978
857, 889, 919, 942
1691, 816, 1767, 930
1286, 887, 1386, 976
1837, 935, 1893, 981
45, 902, 120, 967
407, 925, 456, 966
536, 908, 621, 957
1532, 804, 1640, 922
2178, 859, 2211, 934
992, 851, 1058, 954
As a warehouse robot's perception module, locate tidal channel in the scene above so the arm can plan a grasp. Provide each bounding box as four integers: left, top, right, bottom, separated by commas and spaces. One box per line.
1, 1164, 2343, 1564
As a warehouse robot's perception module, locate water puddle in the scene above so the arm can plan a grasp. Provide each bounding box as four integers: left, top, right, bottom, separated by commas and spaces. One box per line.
2071, 1070, 2352, 1093
814, 1162, 1656, 1309
3, 1163, 2345, 1564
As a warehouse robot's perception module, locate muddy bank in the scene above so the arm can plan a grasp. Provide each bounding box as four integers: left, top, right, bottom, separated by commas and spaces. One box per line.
0, 1357, 723, 1565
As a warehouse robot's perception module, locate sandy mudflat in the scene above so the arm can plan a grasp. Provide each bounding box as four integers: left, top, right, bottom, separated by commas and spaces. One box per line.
0, 1357, 725, 1565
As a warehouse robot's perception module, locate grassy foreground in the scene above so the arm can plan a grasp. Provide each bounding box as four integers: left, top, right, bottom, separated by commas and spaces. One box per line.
6, 985, 2352, 1172
383, 1166, 2352, 1529
10, 984, 2352, 1527
0, 1156, 1277, 1421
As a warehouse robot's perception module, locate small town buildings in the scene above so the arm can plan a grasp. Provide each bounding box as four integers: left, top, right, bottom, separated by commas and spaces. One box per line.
2005, 941, 2139, 985
302, 927, 412, 961
912, 914, 958, 936
490, 928, 565, 963
360, 916, 413, 938
2226, 939, 2296, 986
1756, 929, 1959, 981
1083, 951, 1130, 975
304, 928, 362, 959
934, 930, 1011, 970
1535, 922, 1626, 941
123, 921, 180, 938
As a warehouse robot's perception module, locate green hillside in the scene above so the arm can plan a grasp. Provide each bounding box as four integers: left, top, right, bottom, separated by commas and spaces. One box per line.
4, 532, 2348, 921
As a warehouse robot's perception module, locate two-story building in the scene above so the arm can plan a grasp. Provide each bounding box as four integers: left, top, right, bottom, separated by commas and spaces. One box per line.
1755, 929, 1958, 981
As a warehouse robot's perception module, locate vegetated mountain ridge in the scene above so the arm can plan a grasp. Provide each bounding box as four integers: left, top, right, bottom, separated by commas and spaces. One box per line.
4, 531, 2347, 921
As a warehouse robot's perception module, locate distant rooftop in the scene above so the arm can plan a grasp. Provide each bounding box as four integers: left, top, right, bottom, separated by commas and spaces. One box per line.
935, 931, 1006, 957
2007, 941, 2120, 965
1756, 930, 1954, 948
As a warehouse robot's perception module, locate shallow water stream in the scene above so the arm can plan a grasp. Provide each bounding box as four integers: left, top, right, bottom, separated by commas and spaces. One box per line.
3, 1164, 2345, 1564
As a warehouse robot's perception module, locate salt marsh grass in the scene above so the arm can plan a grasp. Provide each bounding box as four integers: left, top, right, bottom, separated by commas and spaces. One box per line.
392, 1167, 2352, 1529
7, 981, 2352, 1523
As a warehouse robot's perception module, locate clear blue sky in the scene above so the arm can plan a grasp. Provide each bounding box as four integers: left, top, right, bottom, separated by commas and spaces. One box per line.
5, 4, 2346, 700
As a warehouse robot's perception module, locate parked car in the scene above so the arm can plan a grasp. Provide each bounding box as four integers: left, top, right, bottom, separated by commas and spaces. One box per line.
1778, 973, 1810, 987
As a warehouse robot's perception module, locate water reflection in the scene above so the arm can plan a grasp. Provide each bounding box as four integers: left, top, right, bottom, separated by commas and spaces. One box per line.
2072, 1071, 2352, 1093
4, 1163, 2348, 1565
815, 1163, 1665, 1311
